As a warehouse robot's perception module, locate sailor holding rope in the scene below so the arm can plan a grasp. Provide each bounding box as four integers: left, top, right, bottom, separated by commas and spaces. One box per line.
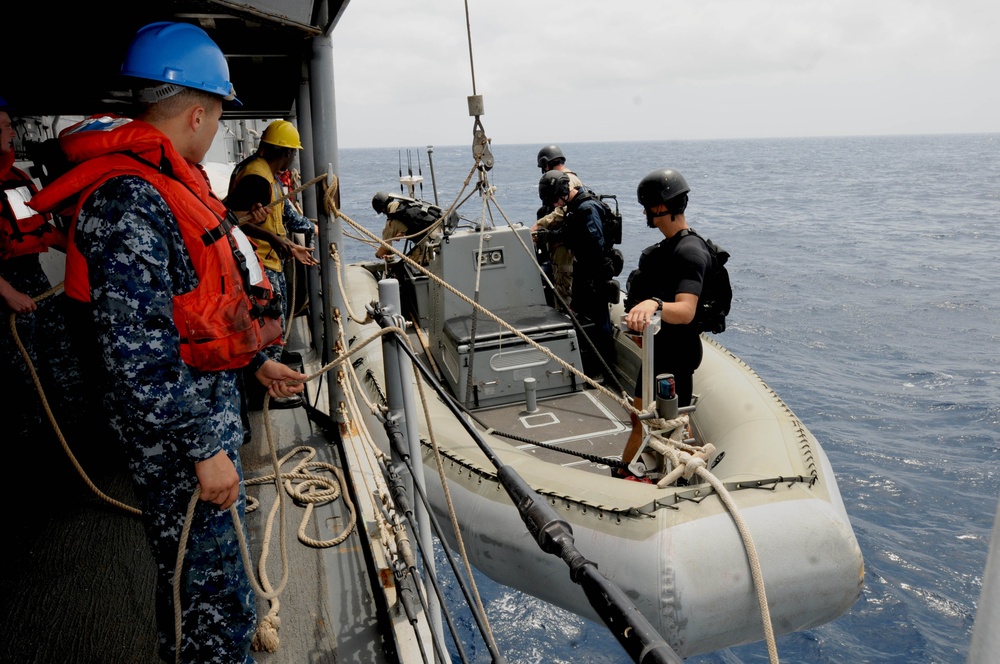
28, 22, 306, 663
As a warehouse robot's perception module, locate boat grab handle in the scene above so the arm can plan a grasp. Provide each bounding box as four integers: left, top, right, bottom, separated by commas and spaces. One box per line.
619, 312, 661, 407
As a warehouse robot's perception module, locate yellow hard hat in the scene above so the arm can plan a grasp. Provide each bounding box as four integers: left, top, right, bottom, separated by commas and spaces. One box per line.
260, 120, 302, 149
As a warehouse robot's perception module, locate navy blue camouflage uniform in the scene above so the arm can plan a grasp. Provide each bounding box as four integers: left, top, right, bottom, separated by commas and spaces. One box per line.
1, 255, 87, 445
76, 176, 259, 663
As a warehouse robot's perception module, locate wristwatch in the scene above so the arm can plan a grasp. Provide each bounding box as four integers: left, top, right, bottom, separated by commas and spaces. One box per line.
650, 297, 663, 312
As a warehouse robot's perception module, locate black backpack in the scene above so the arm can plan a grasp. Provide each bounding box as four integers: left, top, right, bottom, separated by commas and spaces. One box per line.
391, 199, 441, 233
679, 229, 732, 334
574, 190, 624, 278
596, 194, 622, 247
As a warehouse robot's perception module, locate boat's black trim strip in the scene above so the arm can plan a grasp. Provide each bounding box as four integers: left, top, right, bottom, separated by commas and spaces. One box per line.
655, 475, 819, 510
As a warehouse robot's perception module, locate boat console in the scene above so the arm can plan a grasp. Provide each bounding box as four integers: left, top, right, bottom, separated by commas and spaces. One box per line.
422, 225, 583, 408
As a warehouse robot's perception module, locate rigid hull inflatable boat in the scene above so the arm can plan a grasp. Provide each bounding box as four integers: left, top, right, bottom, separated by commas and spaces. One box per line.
337, 221, 864, 658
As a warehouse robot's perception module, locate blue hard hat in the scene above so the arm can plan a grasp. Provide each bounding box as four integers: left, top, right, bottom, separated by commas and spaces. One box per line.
0, 96, 11, 111
121, 22, 239, 103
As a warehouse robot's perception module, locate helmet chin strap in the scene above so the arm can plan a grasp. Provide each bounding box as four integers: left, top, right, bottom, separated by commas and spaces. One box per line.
645, 207, 678, 228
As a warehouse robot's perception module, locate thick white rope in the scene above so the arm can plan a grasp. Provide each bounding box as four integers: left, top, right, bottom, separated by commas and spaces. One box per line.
170, 327, 406, 658
644, 423, 780, 663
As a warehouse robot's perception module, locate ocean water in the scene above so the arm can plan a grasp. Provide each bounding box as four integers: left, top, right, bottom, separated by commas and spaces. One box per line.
335, 133, 1000, 663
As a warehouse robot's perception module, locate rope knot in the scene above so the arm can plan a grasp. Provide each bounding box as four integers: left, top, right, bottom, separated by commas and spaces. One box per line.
680, 454, 707, 480
252, 614, 281, 652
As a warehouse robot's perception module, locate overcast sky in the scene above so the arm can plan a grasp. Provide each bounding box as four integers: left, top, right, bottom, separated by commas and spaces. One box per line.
330, 0, 999, 150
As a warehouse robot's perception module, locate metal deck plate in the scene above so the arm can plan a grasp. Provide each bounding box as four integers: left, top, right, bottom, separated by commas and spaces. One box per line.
473, 388, 632, 473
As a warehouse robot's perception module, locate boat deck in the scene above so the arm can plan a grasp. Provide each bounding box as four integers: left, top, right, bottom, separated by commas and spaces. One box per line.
401, 310, 636, 478
471, 387, 634, 475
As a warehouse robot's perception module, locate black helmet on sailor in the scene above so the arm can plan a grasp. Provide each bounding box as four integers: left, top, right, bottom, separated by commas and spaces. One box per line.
538, 170, 571, 207
372, 191, 391, 214
536, 145, 565, 172
637, 168, 690, 227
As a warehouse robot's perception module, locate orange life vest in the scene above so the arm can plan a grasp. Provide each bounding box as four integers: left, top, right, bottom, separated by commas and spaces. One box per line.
0, 151, 63, 259
29, 115, 282, 371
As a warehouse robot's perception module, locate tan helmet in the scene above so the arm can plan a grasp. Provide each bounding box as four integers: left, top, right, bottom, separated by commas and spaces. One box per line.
260, 120, 302, 149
